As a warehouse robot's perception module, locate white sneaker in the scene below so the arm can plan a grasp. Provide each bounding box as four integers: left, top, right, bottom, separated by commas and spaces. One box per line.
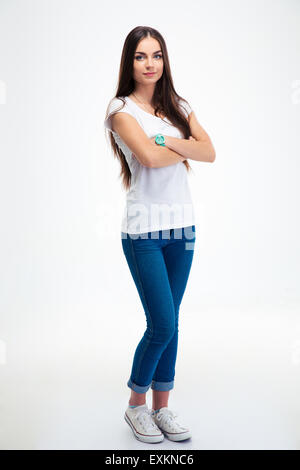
151, 407, 192, 441
124, 404, 164, 443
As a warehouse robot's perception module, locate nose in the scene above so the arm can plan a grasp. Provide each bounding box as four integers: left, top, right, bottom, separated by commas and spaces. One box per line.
146, 58, 154, 67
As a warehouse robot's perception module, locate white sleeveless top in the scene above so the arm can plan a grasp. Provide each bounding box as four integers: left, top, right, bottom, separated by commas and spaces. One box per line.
104, 95, 196, 234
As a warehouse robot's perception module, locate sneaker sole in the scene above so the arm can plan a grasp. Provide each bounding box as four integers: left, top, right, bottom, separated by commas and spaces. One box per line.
124, 413, 164, 443
161, 429, 192, 441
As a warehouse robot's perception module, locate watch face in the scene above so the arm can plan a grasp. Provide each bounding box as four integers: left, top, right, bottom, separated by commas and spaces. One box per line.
156, 134, 164, 145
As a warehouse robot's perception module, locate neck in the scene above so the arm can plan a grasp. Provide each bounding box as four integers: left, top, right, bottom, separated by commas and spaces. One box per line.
133, 84, 156, 104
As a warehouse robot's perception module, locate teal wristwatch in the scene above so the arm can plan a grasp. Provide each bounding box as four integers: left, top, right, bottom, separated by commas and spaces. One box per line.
155, 133, 166, 146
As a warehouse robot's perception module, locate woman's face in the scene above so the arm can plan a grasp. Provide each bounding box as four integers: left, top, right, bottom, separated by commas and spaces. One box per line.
132, 36, 164, 86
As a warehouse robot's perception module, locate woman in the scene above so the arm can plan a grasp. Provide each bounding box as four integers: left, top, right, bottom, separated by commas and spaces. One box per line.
104, 26, 216, 443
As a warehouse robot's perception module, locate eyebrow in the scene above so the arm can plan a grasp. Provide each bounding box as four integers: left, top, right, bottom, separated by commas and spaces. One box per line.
135, 50, 162, 55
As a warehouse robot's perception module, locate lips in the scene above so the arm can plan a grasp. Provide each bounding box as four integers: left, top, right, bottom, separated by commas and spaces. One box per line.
144, 72, 156, 76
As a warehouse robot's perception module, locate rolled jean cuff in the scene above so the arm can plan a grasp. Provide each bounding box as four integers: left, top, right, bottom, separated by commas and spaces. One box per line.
151, 379, 174, 391
127, 378, 152, 394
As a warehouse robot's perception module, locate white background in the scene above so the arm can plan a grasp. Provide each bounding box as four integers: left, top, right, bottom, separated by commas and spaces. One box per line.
0, 0, 300, 450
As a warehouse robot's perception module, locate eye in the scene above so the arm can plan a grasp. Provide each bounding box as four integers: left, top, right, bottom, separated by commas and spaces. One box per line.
135, 54, 163, 60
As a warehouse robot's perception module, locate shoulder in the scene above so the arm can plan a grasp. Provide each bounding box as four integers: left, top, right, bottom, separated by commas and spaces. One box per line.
104, 96, 134, 132
106, 96, 127, 115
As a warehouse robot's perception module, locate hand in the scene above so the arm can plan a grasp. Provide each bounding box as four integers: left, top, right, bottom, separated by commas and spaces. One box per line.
189, 135, 196, 141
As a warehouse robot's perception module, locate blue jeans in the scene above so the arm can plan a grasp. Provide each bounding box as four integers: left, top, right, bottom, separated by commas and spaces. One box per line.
121, 225, 196, 394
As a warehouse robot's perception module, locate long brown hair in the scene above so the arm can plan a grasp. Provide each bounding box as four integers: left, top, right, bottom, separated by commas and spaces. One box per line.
104, 25, 194, 191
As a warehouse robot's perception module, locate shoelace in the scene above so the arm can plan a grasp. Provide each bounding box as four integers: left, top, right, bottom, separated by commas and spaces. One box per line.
134, 408, 160, 432
155, 409, 187, 432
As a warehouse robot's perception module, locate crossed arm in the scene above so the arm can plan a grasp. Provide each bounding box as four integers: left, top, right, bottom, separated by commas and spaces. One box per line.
111, 110, 216, 168
163, 135, 215, 163
147, 134, 215, 166
154, 110, 216, 164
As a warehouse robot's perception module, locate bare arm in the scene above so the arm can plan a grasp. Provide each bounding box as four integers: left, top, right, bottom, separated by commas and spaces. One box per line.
164, 135, 215, 163
144, 139, 187, 168
163, 111, 216, 163
111, 112, 186, 168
